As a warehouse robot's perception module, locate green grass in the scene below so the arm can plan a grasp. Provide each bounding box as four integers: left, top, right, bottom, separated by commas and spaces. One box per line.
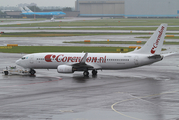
0, 32, 151, 37
0, 32, 85, 37
64, 41, 179, 45
136, 36, 179, 39
1, 32, 178, 37
0, 46, 136, 53
1, 18, 179, 27
64, 41, 146, 44
0, 18, 47, 22
21, 27, 179, 31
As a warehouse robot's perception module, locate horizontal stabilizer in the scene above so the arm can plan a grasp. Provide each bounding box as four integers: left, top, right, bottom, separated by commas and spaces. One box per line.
162, 52, 177, 57
148, 54, 162, 59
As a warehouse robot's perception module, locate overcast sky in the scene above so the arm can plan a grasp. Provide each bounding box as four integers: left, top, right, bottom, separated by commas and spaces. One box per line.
0, 0, 76, 7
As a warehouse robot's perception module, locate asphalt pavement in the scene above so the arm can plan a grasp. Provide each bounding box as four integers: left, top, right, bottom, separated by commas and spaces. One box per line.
0, 52, 179, 120
0, 17, 100, 25
0, 20, 179, 120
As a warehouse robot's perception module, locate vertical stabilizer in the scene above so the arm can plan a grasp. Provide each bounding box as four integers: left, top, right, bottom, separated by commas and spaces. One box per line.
132, 24, 167, 54
24, 6, 33, 13
20, 7, 27, 13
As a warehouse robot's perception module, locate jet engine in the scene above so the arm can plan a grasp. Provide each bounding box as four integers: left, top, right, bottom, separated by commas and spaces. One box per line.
57, 65, 74, 73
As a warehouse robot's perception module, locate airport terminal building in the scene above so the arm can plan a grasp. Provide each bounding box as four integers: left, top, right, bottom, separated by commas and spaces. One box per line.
76, 0, 179, 17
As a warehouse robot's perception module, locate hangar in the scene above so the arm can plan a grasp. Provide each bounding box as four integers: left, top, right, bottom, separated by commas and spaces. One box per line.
76, 0, 125, 17
76, 0, 179, 18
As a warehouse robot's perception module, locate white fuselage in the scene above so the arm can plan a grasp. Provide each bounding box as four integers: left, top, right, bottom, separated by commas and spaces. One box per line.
16, 52, 161, 70
15, 24, 167, 76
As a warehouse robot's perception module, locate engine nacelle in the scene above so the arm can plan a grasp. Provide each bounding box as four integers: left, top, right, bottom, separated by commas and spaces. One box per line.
57, 65, 74, 73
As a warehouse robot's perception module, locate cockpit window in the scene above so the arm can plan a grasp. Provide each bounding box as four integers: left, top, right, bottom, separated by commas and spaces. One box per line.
22, 57, 26, 60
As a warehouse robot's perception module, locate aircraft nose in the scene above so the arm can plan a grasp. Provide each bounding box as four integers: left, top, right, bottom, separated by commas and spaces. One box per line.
16, 59, 21, 66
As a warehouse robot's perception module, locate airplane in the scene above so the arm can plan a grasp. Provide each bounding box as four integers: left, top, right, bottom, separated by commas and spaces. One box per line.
20, 7, 27, 14
20, 6, 66, 20
16, 24, 168, 77
24, 6, 33, 13
20, 7, 34, 15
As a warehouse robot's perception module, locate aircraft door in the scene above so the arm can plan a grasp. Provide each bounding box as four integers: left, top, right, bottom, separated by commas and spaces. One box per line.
134, 56, 139, 65
30, 55, 34, 64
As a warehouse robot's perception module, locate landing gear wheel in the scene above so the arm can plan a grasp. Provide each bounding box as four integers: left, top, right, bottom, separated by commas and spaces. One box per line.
4, 71, 9, 75
83, 71, 89, 77
92, 70, 98, 76
29, 69, 36, 75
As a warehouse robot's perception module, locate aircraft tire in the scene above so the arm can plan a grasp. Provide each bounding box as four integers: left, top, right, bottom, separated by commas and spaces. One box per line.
83, 71, 89, 77
4, 71, 8, 75
30, 69, 36, 75
92, 70, 97, 76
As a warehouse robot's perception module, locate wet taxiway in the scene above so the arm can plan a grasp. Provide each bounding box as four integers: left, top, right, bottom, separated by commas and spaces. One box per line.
1, 25, 179, 29
0, 35, 179, 55
1, 29, 179, 34
0, 52, 179, 120
1, 35, 179, 46
0, 35, 144, 47
0, 17, 100, 25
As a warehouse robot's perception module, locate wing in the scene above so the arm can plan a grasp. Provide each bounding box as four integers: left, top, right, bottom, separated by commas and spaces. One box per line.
70, 52, 102, 71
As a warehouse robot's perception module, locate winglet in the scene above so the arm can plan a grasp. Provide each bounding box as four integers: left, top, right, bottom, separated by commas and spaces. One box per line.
134, 47, 139, 51
80, 53, 88, 64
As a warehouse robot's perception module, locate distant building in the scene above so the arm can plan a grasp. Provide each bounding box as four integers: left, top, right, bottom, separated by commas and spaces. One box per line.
1, 10, 14, 13
76, 0, 179, 18
5, 11, 22, 18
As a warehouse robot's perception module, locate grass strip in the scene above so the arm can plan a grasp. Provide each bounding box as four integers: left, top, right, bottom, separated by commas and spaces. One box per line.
1, 18, 179, 27
1, 32, 179, 38
0, 46, 136, 53
64, 41, 146, 44
0, 32, 150, 37
64, 41, 179, 45
136, 36, 179, 39
20, 27, 179, 31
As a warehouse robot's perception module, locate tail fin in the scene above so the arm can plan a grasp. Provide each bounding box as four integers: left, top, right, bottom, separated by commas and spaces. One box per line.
132, 24, 167, 54
20, 7, 27, 13
24, 6, 33, 13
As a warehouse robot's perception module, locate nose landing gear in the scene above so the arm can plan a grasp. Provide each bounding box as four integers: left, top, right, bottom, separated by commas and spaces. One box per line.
29, 69, 36, 75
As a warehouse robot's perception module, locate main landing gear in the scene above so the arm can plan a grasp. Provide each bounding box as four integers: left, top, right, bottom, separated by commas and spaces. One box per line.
83, 70, 89, 77
92, 70, 97, 76
29, 69, 36, 75
83, 70, 98, 77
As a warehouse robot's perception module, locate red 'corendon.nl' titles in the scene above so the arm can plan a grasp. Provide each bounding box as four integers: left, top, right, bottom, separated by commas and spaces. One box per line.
45, 54, 106, 63
151, 26, 165, 54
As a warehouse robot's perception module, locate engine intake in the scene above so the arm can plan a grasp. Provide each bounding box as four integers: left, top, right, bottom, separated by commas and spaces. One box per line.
57, 65, 74, 73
